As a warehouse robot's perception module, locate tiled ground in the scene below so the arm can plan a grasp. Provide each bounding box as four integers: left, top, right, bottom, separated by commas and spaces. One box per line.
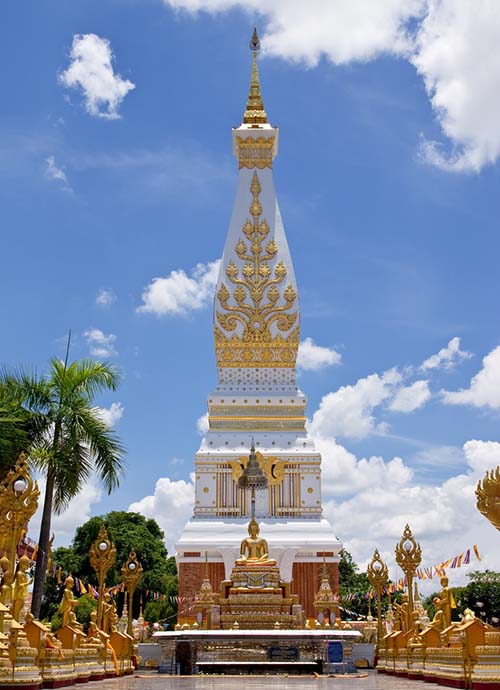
87, 671, 442, 690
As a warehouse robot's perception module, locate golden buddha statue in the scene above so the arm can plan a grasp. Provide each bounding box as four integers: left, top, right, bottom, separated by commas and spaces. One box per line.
88, 610, 100, 639
0, 570, 13, 608
428, 596, 446, 632
12, 555, 32, 622
102, 593, 113, 634
60, 575, 77, 628
394, 592, 410, 633
435, 575, 456, 628
236, 518, 276, 565
67, 611, 84, 632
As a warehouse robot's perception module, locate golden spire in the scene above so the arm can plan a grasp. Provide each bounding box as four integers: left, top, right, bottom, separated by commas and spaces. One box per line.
243, 28, 268, 125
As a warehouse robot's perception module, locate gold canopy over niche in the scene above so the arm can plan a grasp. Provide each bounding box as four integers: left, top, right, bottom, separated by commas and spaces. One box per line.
214, 172, 299, 369
229, 451, 286, 486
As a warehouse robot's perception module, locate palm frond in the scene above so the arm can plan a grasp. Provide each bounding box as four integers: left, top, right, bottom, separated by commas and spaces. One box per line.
50, 358, 121, 400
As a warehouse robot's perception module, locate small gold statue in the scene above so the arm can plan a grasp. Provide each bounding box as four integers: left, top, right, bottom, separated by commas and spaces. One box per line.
110, 600, 119, 632
102, 592, 113, 634
88, 610, 99, 638
462, 607, 476, 623
394, 592, 410, 633
67, 611, 84, 632
236, 518, 276, 565
0, 568, 14, 608
429, 596, 446, 632
60, 575, 78, 627
435, 575, 456, 629
12, 554, 32, 622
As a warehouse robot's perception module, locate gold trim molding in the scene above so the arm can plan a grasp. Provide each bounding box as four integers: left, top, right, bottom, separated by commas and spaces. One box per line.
237, 136, 274, 169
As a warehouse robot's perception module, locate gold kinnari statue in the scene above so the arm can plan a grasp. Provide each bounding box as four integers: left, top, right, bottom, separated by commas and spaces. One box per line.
60, 574, 78, 627
236, 518, 276, 565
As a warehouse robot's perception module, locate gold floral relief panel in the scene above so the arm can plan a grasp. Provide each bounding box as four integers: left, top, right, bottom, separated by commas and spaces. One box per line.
215, 171, 299, 368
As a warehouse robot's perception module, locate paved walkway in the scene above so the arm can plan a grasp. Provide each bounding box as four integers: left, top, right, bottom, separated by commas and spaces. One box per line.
87, 671, 442, 690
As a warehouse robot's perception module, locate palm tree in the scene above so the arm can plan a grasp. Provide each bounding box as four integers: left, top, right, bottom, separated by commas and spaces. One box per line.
0, 347, 125, 617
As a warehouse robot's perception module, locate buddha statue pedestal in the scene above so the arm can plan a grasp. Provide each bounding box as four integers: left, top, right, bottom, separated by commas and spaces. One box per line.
1, 605, 41, 690
215, 518, 300, 630
219, 562, 297, 630
109, 630, 134, 675
24, 616, 75, 688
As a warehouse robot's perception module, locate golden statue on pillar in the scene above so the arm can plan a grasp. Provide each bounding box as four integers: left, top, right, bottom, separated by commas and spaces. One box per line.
236, 518, 276, 565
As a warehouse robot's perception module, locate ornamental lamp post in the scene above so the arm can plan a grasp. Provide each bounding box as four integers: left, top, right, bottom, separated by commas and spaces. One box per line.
367, 548, 388, 652
89, 525, 116, 629
0, 454, 40, 579
395, 524, 421, 616
121, 549, 143, 636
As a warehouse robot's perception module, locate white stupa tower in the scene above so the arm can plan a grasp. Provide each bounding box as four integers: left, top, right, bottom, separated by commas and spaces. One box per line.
176, 29, 341, 620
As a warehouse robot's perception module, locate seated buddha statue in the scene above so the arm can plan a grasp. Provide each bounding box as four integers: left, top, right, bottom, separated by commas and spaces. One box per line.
236, 518, 276, 566
428, 596, 446, 632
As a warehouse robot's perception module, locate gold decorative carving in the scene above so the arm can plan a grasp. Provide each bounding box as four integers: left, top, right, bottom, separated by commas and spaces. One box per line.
237, 136, 274, 170
229, 451, 286, 487
476, 465, 500, 530
215, 171, 299, 368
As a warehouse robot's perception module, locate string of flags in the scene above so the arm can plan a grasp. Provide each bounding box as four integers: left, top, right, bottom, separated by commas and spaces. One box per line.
41, 542, 483, 607
49, 567, 177, 605
340, 545, 482, 602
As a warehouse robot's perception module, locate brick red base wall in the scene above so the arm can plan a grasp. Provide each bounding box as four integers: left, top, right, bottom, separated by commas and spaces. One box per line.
290, 561, 339, 619
178, 561, 225, 618
178, 559, 339, 621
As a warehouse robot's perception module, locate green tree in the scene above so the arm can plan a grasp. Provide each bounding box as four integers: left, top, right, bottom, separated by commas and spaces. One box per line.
424, 571, 500, 625
41, 546, 82, 623
0, 346, 124, 617
339, 549, 372, 617
0, 382, 45, 479
42, 512, 178, 624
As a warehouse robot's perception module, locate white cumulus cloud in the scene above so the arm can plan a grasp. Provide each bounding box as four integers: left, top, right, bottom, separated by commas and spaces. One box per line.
420, 336, 472, 371
297, 337, 341, 371
442, 344, 500, 409
389, 380, 431, 413
413, 1, 500, 172
196, 412, 209, 435
83, 328, 118, 358
95, 402, 124, 427
96, 288, 117, 307
165, 0, 425, 66
138, 259, 220, 316
164, 0, 500, 172
129, 474, 195, 553
318, 436, 413, 496
310, 368, 402, 440
323, 439, 500, 587
59, 33, 135, 120
29, 477, 103, 547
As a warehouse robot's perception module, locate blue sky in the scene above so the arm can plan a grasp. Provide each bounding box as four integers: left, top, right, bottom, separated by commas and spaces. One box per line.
3, 1, 500, 587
